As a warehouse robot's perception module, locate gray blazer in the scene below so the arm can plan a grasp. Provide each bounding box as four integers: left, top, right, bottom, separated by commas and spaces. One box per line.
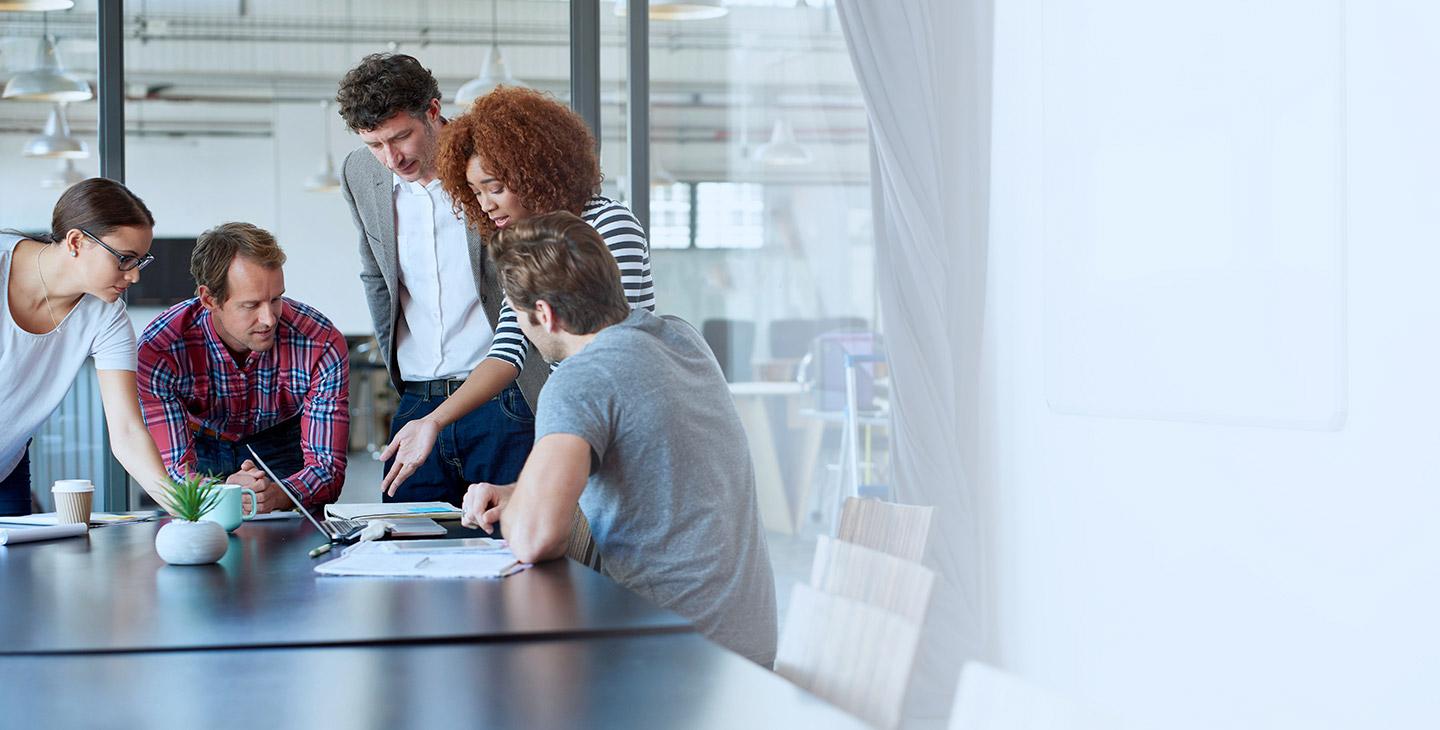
339, 148, 549, 410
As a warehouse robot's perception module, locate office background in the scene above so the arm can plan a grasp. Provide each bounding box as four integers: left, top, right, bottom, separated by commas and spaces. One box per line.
5, 1, 1438, 727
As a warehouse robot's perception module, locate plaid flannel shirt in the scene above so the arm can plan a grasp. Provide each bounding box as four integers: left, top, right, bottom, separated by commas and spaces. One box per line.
136, 297, 349, 507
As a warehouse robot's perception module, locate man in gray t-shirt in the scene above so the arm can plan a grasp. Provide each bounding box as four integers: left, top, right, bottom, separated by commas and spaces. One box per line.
461, 212, 777, 666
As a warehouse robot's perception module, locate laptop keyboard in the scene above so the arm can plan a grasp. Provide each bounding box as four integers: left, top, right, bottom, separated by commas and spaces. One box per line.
322, 517, 366, 540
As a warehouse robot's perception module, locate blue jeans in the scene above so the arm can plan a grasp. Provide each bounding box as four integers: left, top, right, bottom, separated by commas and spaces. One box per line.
0, 443, 32, 516
384, 383, 535, 507
192, 416, 305, 485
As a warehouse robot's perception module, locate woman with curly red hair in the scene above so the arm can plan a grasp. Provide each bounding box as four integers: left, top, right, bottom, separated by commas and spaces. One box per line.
378, 85, 655, 495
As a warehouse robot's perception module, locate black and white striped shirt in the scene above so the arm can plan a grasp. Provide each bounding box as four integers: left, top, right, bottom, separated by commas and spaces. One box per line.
485, 196, 656, 370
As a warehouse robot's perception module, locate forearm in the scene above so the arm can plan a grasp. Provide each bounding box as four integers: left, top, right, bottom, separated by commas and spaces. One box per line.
426, 359, 519, 427
500, 434, 592, 563
503, 494, 572, 564
109, 421, 174, 507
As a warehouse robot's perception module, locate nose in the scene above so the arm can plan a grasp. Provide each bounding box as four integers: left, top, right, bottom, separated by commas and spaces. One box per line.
125, 267, 141, 284
478, 191, 496, 213
257, 305, 276, 328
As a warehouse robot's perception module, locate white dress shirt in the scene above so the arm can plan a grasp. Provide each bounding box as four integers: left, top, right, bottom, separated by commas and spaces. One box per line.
392, 174, 494, 381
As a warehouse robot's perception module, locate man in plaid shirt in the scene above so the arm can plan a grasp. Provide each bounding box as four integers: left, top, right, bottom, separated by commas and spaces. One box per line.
137, 223, 348, 512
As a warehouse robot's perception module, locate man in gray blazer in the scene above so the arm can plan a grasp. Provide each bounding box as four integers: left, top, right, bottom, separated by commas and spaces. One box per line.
335, 53, 547, 506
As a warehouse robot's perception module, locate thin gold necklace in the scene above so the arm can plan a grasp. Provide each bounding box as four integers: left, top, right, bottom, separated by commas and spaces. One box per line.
34, 243, 61, 332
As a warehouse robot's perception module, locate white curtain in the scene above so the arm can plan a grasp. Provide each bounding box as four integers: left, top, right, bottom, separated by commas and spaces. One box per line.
836, 0, 994, 721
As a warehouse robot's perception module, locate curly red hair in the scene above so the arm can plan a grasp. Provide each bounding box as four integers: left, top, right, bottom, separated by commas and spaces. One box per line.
437, 86, 602, 242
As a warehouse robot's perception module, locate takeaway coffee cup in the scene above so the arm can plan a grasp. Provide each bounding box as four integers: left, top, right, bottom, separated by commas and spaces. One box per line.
200, 484, 259, 533
51, 479, 95, 526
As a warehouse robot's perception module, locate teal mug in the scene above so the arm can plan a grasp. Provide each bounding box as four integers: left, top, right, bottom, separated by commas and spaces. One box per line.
200, 484, 259, 532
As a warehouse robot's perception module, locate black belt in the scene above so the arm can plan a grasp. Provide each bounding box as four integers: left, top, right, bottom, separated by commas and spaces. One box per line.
403, 379, 467, 398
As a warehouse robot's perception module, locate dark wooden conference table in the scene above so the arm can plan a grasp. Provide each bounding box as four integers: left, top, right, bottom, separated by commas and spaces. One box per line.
0, 518, 864, 728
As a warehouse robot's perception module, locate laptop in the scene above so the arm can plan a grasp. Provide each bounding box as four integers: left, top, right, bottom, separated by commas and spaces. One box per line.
246, 446, 366, 544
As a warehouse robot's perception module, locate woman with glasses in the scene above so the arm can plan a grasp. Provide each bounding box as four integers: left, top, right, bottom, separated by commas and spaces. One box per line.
1, 177, 173, 516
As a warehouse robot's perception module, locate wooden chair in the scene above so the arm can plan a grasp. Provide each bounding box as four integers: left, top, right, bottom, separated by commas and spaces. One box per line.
948, 661, 1115, 730
775, 583, 923, 729
565, 509, 602, 571
810, 535, 935, 625
837, 497, 934, 563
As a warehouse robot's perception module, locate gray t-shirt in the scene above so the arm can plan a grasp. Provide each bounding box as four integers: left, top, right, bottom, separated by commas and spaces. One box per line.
536, 310, 777, 665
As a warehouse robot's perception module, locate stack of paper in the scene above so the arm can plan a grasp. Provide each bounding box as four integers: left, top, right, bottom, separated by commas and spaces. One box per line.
314, 538, 529, 579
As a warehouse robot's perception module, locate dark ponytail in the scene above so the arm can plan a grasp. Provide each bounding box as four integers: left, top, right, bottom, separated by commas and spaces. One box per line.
5, 178, 156, 245
47, 178, 155, 242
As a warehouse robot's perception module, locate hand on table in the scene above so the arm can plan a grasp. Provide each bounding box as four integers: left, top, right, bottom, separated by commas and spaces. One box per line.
380, 417, 442, 497
461, 482, 515, 535
231, 459, 291, 514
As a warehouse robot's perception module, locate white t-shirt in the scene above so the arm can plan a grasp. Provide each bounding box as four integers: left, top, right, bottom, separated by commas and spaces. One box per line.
0, 234, 137, 480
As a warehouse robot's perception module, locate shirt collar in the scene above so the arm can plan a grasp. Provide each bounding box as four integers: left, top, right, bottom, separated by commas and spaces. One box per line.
393, 173, 443, 195
197, 305, 270, 371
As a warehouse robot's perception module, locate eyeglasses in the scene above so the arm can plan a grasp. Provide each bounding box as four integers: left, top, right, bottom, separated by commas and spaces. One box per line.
78, 228, 155, 272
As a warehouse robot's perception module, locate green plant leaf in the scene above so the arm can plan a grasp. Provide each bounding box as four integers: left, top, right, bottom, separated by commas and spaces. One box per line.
156, 473, 223, 522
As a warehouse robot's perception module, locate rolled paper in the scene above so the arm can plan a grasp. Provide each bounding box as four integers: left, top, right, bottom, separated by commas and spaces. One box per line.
0, 523, 89, 545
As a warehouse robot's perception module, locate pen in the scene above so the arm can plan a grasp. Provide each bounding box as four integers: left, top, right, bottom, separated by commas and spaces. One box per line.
308, 542, 332, 558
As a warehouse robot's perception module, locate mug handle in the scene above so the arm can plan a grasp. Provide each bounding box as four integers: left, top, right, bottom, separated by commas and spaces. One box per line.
240, 488, 259, 519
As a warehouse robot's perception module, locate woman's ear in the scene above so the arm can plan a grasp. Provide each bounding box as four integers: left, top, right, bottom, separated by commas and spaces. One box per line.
64, 229, 84, 257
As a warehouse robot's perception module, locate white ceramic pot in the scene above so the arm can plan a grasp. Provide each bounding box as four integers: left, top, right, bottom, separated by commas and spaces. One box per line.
154, 519, 228, 565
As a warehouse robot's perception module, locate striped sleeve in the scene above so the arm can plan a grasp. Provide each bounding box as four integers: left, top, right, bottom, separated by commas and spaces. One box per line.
483, 296, 528, 372
584, 197, 656, 312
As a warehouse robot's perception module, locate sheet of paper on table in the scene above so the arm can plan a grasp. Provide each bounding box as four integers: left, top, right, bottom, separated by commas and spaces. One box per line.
314, 538, 529, 579
0, 511, 157, 527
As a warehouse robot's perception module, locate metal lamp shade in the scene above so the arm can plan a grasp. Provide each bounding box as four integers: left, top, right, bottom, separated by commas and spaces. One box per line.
755, 119, 812, 166
0, 1, 76, 10
3, 35, 93, 103
614, 0, 728, 21
23, 104, 89, 159
454, 45, 527, 108
40, 159, 86, 190
305, 153, 342, 193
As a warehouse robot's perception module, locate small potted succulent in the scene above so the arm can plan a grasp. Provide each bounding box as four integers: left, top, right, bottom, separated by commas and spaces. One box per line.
154, 474, 228, 566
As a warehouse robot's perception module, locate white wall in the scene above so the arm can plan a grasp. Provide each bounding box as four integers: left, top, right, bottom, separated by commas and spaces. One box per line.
982, 1, 1440, 728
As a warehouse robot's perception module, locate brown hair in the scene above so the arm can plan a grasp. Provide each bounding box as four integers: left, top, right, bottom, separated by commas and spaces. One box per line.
14, 177, 155, 244
437, 86, 601, 241
335, 53, 441, 132
490, 211, 629, 335
191, 222, 287, 303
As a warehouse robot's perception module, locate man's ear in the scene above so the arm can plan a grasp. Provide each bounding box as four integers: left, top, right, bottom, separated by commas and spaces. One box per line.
534, 299, 558, 333
197, 285, 220, 311
425, 97, 442, 124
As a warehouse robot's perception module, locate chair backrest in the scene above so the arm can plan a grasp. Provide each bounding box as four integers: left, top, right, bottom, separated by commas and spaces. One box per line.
769, 316, 868, 360
701, 318, 756, 382
838, 497, 934, 563
565, 508, 602, 571
775, 583, 922, 730
810, 535, 935, 625
949, 661, 1117, 730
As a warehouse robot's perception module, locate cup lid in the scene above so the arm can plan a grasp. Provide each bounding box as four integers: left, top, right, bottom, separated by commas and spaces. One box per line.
52, 479, 95, 493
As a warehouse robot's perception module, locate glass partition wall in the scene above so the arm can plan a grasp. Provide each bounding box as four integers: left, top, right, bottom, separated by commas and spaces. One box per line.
2, 0, 880, 591
0, 2, 118, 511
